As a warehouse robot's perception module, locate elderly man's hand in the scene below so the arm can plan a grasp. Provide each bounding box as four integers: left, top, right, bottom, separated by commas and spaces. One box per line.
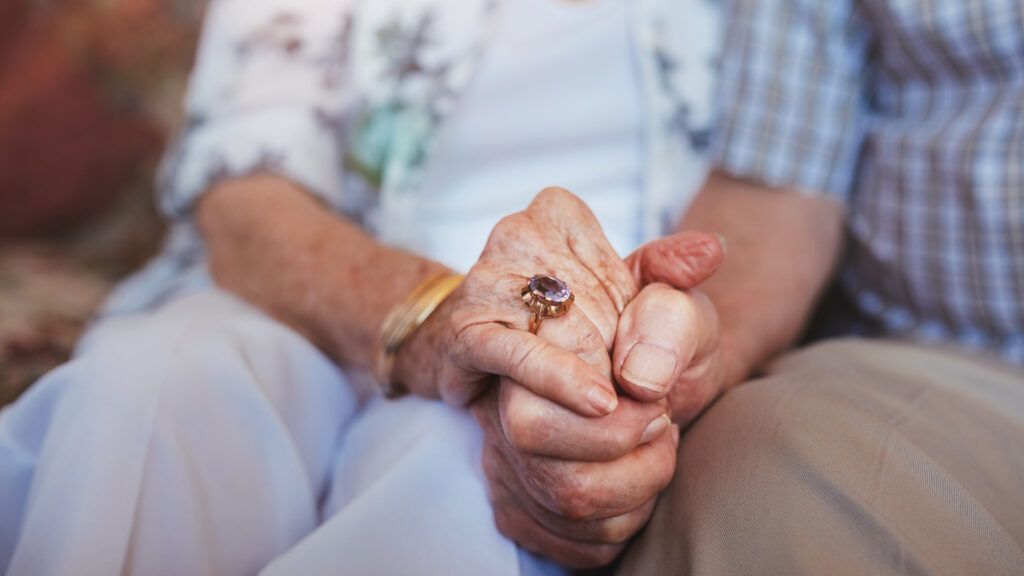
615, 232, 728, 424
471, 379, 678, 568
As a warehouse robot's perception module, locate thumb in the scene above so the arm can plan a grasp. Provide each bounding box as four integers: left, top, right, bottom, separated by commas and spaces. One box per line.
626, 231, 725, 289
613, 283, 695, 401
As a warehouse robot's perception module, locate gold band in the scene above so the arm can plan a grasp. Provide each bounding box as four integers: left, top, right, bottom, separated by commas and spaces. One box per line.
528, 312, 541, 334
376, 272, 464, 398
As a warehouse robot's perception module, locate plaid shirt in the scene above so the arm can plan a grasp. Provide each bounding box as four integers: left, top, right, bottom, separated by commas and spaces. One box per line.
714, 0, 1024, 364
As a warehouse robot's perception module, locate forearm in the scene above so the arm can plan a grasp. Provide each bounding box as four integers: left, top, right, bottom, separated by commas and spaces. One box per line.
682, 171, 844, 387
196, 174, 450, 377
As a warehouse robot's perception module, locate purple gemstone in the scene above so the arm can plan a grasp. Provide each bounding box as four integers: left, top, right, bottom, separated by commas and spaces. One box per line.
529, 275, 571, 303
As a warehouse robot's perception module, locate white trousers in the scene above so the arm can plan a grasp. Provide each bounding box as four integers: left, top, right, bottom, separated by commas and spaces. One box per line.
0, 290, 561, 576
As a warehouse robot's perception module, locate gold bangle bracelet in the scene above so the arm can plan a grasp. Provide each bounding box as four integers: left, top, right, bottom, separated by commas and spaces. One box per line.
375, 272, 464, 398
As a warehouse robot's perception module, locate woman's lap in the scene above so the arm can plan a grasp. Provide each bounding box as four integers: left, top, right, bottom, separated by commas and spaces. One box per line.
265, 394, 562, 576
0, 290, 555, 575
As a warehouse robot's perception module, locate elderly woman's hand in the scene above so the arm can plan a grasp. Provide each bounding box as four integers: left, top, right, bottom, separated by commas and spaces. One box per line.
393, 186, 638, 416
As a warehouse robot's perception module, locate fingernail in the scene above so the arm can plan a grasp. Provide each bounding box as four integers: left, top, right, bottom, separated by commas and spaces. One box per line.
714, 233, 728, 255
621, 343, 678, 394
640, 414, 671, 444
587, 386, 618, 415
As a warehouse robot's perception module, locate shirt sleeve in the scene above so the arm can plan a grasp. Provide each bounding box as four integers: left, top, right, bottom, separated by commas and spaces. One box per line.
158, 0, 353, 219
711, 0, 872, 199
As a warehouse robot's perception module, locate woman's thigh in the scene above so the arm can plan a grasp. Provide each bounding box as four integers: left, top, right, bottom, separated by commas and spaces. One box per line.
0, 289, 360, 576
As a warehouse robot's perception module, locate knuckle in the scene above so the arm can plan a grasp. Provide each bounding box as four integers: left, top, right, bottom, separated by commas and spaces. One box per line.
534, 186, 584, 212
492, 507, 518, 540
594, 404, 650, 457
594, 510, 648, 545
459, 267, 492, 297
591, 544, 625, 567
575, 323, 606, 356
537, 186, 572, 201
488, 213, 529, 245
506, 338, 541, 382
548, 472, 598, 520
492, 213, 521, 234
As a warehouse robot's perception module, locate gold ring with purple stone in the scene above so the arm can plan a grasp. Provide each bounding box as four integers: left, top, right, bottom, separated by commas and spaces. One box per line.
521, 275, 574, 334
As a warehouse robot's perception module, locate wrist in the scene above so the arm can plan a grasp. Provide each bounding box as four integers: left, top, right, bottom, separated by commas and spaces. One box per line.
313, 248, 448, 367
384, 276, 462, 399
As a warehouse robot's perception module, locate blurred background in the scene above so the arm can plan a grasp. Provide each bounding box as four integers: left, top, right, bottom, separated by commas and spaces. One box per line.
0, 0, 204, 405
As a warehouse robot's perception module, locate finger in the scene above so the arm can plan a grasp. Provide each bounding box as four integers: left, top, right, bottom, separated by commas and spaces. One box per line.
469, 381, 502, 434
486, 443, 658, 545
484, 449, 626, 569
626, 230, 725, 289
478, 381, 679, 520
516, 425, 680, 521
491, 487, 625, 569
498, 378, 670, 461
612, 283, 700, 400
454, 323, 618, 417
532, 300, 612, 378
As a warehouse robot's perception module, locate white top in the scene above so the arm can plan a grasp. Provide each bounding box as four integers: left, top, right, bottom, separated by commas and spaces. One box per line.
417, 0, 644, 272
101, 0, 723, 322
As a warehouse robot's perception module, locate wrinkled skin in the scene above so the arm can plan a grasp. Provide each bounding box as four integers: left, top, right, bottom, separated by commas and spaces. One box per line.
399, 187, 726, 568
397, 187, 636, 416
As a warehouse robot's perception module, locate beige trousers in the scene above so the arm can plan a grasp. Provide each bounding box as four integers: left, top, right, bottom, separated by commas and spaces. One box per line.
618, 339, 1024, 576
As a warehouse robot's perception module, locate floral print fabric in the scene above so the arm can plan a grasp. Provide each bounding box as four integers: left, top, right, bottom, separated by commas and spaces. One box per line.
112, 0, 720, 316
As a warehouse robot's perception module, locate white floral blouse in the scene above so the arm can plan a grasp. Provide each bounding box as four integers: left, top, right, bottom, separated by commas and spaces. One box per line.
102, 0, 720, 317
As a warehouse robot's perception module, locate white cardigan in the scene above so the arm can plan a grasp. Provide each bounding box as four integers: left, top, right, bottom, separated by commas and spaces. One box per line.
102, 0, 720, 318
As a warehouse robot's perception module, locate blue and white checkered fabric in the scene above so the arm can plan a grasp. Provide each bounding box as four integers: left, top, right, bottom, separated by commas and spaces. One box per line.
714, 0, 1024, 364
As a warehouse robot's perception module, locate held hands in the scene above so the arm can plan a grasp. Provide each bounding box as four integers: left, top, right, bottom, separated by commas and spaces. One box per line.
394, 187, 726, 568
476, 196, 726, 567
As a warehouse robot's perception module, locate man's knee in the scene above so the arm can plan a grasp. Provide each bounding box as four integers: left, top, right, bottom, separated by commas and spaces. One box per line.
619, 339, 1024, 576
